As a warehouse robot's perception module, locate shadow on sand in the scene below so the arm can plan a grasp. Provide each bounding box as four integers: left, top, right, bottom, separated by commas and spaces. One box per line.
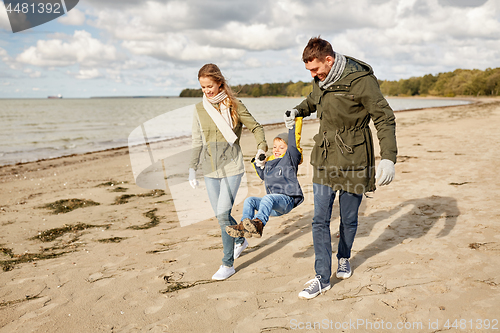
237, 195, 459, 282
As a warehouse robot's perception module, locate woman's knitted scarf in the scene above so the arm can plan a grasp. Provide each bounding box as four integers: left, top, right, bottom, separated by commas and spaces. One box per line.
206, 91, 233, 129
318, 52, 347, 90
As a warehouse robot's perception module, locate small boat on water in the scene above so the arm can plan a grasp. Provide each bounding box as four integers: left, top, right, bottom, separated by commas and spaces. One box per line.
48, 94, 63, 99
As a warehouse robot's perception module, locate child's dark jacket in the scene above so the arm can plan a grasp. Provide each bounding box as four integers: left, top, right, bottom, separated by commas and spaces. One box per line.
253, 119, 304, 208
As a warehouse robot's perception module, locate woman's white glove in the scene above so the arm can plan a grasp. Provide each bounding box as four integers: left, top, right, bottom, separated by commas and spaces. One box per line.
375, 159, 395, 186
254, 149, 266, 169
188, 168, 199, 189
284, 109, 298, 130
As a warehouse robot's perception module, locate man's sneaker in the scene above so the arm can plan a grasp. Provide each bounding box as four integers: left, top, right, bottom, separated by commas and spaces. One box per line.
336, 258, 352, 279
298, 275, 331, 299
234, 239, 248, 259
212, 265, 235, 280
226, 222, 252, 238
243, 218, 264, 238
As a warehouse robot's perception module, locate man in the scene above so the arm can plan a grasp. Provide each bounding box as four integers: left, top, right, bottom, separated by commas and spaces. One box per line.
284, 37, 397, 299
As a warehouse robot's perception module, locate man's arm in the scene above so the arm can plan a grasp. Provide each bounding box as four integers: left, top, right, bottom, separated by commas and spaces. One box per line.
359, 75, 397, 164
294, 88, 319, 118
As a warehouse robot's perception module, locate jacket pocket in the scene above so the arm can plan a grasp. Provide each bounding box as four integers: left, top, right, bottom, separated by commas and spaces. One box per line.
333, 93, 354, 100
333, 131, 367, 171
310, 133, 327, 167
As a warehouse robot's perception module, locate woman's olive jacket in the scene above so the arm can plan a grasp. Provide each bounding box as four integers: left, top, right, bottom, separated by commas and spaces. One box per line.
190, 100, 267, 178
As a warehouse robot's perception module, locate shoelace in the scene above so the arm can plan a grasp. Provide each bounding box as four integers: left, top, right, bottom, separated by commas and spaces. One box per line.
338, 258, 349, 271
303, 276, 322, 292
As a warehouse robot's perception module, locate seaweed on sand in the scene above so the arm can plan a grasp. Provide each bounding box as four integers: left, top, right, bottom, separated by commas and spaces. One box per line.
127, 209, 161, 230
38, 199, 100, 214
160, 280, 215, 293
97, 237, 128, 243
113, 190, 165, 205
0, 246, 76, 272
30, 223, 110, 242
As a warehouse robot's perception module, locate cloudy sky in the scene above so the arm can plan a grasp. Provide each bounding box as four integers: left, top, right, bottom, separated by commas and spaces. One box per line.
0, 0, 499, 98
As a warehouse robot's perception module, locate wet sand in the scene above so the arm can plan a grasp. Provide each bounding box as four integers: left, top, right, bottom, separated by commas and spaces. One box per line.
1, 98, 500, 332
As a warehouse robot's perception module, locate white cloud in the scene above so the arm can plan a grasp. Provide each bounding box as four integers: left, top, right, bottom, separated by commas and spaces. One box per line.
75, 68, 102, 79
86, 2, 193, 41
2, 0, 499, 98
16, 30, 120, 67
194, 22, 295, 51
0, 47, 22, 70
23, 68, 42, 78
271, 0, 396, 34
122, 35, 245, 63
245, 58, 262, 68
87, 1, 292, 53
105, 68, 122, 83
58, 8, 86, 26
319, 0, 500, 79
0, 47, 8, 59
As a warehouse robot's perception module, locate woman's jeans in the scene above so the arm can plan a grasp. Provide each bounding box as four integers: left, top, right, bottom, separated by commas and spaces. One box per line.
242, 194, 295, 225
204, 174, 244, 267
312, 183, 363, 285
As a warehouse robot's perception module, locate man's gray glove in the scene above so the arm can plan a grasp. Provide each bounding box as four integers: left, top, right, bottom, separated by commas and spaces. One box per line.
254, 149, 266, 169
188, 168, 199, 189
284, 109, 298, 130
375, 159, 395, 186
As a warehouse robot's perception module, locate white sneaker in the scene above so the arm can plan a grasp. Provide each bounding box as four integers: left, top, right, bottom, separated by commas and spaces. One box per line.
212, 265, 236, 280
234, 239, 249, 259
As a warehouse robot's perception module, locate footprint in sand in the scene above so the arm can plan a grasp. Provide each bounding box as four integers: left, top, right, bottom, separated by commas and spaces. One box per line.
207, 292, 251, 321
144, 299, 167, 315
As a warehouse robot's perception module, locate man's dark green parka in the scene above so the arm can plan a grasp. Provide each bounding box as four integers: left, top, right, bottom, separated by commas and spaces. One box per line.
295, 56, 397, 194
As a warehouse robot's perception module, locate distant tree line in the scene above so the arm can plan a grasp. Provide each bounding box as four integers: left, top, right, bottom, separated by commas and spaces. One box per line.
379, 68, 500, 97
180, 67, 500, 98
179, 81, 313, 98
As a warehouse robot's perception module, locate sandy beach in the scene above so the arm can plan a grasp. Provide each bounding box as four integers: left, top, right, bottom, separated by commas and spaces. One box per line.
1, 98, 500, 333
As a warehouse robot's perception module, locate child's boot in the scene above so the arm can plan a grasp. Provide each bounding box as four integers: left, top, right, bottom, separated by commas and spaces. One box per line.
244, 218, 264, 238
226, 221, 252, 238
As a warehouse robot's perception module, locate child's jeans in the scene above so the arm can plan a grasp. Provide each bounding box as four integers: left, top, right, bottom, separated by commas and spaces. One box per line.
242, 194, 294, 225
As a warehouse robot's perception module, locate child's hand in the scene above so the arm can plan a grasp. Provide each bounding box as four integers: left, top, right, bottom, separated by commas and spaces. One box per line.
284, 109, 297, 129
254, 149, 266, 169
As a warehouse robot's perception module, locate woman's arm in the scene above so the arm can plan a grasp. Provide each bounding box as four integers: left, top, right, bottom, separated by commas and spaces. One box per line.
236, 102, 268, 152
189, 110, 203, 170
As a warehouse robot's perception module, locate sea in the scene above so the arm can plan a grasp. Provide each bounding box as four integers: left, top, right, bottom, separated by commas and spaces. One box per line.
0, 97, 472, 166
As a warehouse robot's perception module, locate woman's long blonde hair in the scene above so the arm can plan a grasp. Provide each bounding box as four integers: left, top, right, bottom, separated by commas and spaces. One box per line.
198, 64, 239, 127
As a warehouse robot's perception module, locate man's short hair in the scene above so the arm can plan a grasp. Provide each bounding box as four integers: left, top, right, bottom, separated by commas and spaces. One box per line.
302, 37, 335, 63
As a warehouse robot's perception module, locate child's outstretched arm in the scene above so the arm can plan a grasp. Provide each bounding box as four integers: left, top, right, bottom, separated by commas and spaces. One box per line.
287, 117, 303, 165
251, 155, 266, 180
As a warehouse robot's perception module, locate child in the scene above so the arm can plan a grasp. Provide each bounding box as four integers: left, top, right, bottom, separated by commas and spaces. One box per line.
226, 117, 304, 239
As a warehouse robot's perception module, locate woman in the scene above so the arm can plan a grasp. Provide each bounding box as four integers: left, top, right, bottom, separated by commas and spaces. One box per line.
189, 64, 267, 280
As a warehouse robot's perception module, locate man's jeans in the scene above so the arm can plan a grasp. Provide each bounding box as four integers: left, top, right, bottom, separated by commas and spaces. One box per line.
312, 183, 363, 285
205, 174, 244, 267
242, 194, 295, 225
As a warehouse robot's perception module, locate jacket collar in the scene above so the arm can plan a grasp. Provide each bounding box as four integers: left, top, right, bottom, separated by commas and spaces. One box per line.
313, 56, 373, 90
